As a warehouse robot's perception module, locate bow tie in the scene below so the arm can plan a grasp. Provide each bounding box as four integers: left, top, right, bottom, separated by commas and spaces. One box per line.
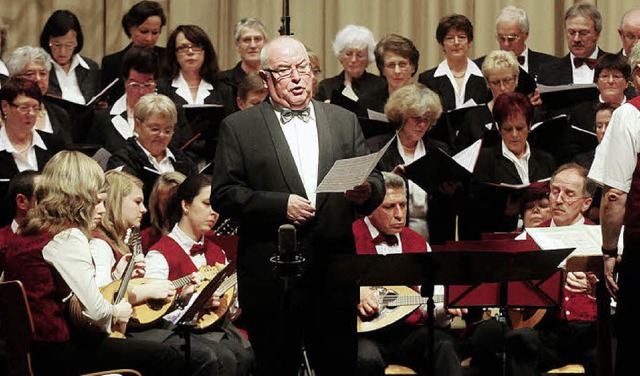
573, 57, 597, 69
517, 55, 525, 65
190, 243, 206, 256
281, 107, 311, 123
372, 233, 399, 246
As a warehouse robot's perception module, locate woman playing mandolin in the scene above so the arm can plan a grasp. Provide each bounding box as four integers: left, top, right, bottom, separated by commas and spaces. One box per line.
3, 150, 186, 375
145, 173, 255, 375
90, 169, 235, 376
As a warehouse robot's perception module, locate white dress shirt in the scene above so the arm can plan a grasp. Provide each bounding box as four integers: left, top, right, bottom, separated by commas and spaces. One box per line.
145, 224, 209, 279
110, 94, 135, 140
571, 48, 600, 84
0, 125, 47, 172
172, 71, 214, 104
51, 54, 90, 104
501, 140, 532, 184
433, 58, 484, 109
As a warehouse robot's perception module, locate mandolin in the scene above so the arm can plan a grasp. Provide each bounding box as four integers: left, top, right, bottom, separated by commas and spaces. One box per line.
192, 269, 238, 330
357, 285, 444, 333
127, 265, 218, 328
68, 227, 141, 337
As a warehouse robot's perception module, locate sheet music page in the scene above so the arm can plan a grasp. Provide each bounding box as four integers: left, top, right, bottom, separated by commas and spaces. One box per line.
366, 109, 389, 122
531, 114, 568, 131
87, 78, 119, 106
525, 225, 625, 268
341, 85, 359, 101
316, 134, 396, 193
458, 99, 478, 108
452, 139, 482, 173
92, 148, 112, 171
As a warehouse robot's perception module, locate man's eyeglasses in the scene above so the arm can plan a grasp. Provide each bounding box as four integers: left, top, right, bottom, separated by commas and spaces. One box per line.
622, 33, 640, 43
496, 35, 520, 43
49, 42, 77, 51
126, 81, 157, 90
264, 63, 311, 79
549, 189, 585, 203
487, 75, 516, 87
175, 44, 204, 54
567, 29, 592, 38
10, 103, 42, 115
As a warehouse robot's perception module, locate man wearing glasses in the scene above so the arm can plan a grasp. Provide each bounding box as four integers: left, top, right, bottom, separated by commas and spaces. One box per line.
212, 36, 384, 375
538, 2, 609, 86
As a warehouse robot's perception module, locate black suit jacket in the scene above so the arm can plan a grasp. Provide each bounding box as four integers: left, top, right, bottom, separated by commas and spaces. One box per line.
314, 70, 387, 105
0, 131, 65, 226
42, 98, 73, 147
211, 99, 384, 309
47, 55, 101, 103
537, 48, 608, 86
418, 65, 489, 111
100, 44, 166, 105
527, 49, 560, 82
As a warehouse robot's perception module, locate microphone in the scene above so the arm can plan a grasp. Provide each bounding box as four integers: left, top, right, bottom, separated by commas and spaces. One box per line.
278, 224, 298, 263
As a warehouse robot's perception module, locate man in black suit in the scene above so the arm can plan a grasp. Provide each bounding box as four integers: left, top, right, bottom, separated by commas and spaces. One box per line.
538, 2, 608, 86
212, 35, 384, 376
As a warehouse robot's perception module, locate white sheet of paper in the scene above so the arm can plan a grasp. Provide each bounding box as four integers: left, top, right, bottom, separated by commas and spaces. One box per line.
525, 225, 624, 268
366, 109, 389, 122
87, 78, 119, 106
316, 134, 396, 193
452, 139, 482, 173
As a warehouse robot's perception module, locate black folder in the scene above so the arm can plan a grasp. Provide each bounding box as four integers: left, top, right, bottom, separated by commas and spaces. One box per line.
404, 146, 474, 193
538, 83, 599, 111
182, 104, 225, 141
357, 117, 397, 140
430, 104, 496, 153
528, 114, 598, 164
329, 89, 361, 115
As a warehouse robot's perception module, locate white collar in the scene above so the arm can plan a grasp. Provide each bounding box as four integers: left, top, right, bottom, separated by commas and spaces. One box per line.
570, 47, 600, 68
135, 138, 176, 162
0, 126, 47, 152
52, 54, 90, 73
0, 60, 8, 76
363, 216, 400, 244
169, 223, 204, 253
171, 72, 214, 104
550, 216, 586, 227
110, 94, 128, 116
434, 58, 483, 78
501, 140, 531, 161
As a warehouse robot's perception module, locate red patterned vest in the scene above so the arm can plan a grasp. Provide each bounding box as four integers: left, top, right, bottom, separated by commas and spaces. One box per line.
624, 97, 640, 247
539, 218, 597, 321
152, 235, 227, 281
4, 231, 72, 342
352, 218, 428, 325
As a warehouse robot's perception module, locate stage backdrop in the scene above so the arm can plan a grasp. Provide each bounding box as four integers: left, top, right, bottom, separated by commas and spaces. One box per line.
0, 0, 636, 84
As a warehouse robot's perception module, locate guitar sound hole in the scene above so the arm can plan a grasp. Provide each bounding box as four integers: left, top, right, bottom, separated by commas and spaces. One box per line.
382, 291, 398, 311
147, 299, 165, 311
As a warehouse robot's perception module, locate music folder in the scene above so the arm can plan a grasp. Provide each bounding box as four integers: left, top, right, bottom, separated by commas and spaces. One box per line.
528, 114, 598, 164
538, 83, 599, 111
430, 103, 496, 153
432, 239, 572, 309
182, 104, 225, 140
329, 88, 361, 115
404, 139, 481, 193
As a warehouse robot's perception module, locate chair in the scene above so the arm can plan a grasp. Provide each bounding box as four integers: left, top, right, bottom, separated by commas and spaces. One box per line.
544, 364, 586, 375
0, 280, 141, 376
385, 364, 417, 375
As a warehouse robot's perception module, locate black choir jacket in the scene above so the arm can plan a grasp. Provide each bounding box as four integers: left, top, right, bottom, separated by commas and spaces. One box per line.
47, 55, 101, 103
537, 48, 608, 86
418, 64, 489, 111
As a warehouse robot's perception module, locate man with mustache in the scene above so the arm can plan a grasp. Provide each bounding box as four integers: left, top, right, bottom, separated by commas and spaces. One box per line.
537, 3, 608, 86
505, 163, 599, 376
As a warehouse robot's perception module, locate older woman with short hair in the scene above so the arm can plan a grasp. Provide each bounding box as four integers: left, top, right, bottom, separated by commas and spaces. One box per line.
314, 24, 386, 106
360, 33, 420, 113
419, 14, 488, 111
107, 93, 196, 217
368, 83, 458, 243
6, 46, 73, 145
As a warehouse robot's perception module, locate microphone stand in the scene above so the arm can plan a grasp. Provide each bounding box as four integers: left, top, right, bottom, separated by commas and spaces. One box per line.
269, 247, 311, 375
279, 0, 292, 36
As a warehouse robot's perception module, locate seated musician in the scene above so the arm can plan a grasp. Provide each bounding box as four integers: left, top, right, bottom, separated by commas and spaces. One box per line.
3, 150, 186, 375
106, 93, 197, 220
141, 171, 186, 253
89, 169, 233, 375
354, 171, 465, 376
0, 170, 40, 242
468, 163, 598, 376
145, 174, 255, 375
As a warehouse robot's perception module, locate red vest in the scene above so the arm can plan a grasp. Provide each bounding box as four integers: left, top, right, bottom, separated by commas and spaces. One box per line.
152, 235, 227, 281
539, 218, 597, 321
4, 231, 72, 342
624, 97, 640, 246
352, 218, 428, 325
141, 226, 162, 256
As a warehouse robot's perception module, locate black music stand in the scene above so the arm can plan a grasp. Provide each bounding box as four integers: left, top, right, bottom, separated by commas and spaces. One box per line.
175, 260, 236, 363
328, 249, 573, 376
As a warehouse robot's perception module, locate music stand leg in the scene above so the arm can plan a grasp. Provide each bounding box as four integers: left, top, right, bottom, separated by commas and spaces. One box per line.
421, 281, 435, 376
496, 281, 509, 376
177, 324, 194, 366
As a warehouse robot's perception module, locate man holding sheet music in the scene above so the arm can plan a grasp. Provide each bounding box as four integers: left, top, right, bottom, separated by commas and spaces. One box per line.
211, 36, 384, 375
587, 39, 640, 376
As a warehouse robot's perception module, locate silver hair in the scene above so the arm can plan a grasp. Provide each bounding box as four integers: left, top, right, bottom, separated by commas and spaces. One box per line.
382, 171, 406, 191
629, 40, 640, 72
496, 6, 530, 35
134, 93, 177, 125
233, 18, 267, 42
564, 2, 602, 34
6, 45, 52, 75
260, 36, 309, 70
331, 24, 376, 64
620, 8, 640, 29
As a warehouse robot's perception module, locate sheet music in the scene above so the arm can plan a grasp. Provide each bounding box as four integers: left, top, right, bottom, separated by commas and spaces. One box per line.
341, 85, 359, 102
366, 109, 389, 122
458, 99, 478, 109
316, 134, 396, 193
91, 148, 112, 171
531, 114, 568, 131
526, 225, 625, 268
570, 125, 597, 136
452, 139, 482, 173
87, 78, 119, 106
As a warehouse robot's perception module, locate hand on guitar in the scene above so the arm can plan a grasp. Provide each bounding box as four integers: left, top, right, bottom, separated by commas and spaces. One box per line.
177, 272, 202, 306
113, 254, 146, 280
357, 286, 380, 318
128, 279, 176, 305
203, 294, 222, 310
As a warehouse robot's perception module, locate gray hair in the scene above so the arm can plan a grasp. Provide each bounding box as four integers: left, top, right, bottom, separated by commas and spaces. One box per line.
331, 24, 376, 64
260, 36, 309, 70
233, 18, 267, 42
134, 93, 177, 125
629, 40, 640, 72
564, 2, 602, 34
382, 171, 406, 191
496, 6, 529, 35
6, 46, 52, 75
620, 8, 640, 29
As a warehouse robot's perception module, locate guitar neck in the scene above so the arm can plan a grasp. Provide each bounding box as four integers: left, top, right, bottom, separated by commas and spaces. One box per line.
114, 228, 142, 304
172, 272, 237, 293
382, 294, 444, 307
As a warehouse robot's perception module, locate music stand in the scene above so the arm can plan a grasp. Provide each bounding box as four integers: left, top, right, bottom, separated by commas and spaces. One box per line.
328, 249, 573, 376
175, 260, 236, 363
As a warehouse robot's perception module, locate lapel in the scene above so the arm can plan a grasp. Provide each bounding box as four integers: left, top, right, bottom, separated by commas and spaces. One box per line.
0, 151, 19, 178
261, 102, 306, 197
494, 145, 522, 183
75, 63, 90, 101
313, 100, 334, 211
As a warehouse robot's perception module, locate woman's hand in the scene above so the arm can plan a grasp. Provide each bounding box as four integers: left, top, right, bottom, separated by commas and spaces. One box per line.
357, 287, 380, 318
